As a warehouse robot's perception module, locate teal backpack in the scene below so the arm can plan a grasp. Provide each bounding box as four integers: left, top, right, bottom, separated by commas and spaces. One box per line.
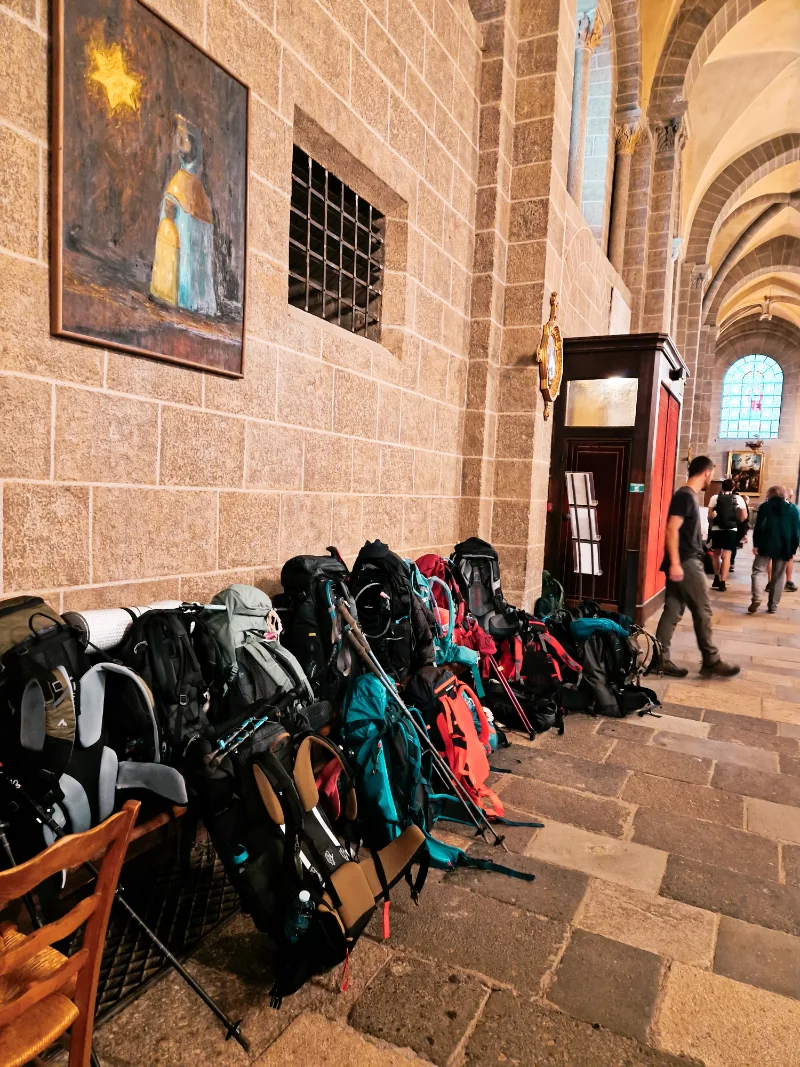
340, 673, 538, 875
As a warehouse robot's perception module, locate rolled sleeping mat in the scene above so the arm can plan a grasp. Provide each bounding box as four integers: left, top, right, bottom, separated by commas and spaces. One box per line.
63, 600, 223, 651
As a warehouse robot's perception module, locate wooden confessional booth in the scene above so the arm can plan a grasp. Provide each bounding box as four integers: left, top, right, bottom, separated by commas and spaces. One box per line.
544, 334, 688, 623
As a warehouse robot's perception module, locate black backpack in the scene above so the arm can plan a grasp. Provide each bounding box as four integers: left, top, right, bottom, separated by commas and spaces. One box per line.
113, 609, 223, 766
579, 629, 660, 718
349, 541, 434, 683
187, 723, 426, 1005
714, 492, 739, 530
276, 550, 352, 701
451, 538, 520, 640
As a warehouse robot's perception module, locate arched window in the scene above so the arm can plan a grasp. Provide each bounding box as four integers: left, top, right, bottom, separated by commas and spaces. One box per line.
719, 354, 783, 439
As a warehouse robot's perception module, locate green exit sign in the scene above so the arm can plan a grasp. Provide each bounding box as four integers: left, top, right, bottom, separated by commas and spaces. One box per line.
629, 483, 645, 493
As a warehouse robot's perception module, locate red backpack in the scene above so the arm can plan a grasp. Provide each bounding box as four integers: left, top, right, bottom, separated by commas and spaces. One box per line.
433, 674, 504, 819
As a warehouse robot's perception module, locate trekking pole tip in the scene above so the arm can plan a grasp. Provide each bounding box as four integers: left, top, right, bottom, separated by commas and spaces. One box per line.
225, 1020, 250, 1052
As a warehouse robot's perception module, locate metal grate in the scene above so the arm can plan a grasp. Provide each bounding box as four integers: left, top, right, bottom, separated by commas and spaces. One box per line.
94, 842, 239, 1021
288, 146, 385, 340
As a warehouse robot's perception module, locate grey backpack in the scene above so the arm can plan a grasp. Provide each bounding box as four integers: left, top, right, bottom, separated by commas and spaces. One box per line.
204, 585, 314, 724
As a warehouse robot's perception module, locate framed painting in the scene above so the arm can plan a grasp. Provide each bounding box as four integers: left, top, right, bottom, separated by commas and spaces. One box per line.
52, 0, 249, 376
727, 450, 765, 496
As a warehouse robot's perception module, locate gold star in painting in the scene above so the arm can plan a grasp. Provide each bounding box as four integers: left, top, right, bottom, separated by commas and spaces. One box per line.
88, 43, 142, 115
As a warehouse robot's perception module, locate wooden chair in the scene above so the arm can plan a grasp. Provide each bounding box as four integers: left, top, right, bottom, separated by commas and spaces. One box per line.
0, 800, 139, 1067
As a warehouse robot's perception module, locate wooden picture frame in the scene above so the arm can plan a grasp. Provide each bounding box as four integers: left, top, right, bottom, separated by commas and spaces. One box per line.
726, 450, 765, 496
51, 0, 249, 377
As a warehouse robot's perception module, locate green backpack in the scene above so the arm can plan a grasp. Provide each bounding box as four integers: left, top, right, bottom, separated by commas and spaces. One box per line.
534, 571, 564, 620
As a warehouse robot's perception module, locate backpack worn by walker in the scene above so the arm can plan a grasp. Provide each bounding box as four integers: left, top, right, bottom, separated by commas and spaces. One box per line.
349, 541, 435, 683
276, 550, 353, 701
188, 720, 428, 1005
451, 538, 520, 641
202, 584, 316, 730
714, 492, 739, 531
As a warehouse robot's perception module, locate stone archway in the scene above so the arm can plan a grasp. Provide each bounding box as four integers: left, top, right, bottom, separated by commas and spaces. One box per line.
703, 238, 800, 327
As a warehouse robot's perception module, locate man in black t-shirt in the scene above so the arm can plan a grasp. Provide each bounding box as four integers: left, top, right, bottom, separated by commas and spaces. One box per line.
651, 456, 740, 678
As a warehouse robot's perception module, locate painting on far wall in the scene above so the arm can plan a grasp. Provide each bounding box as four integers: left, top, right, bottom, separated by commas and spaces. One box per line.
727, 450, 765, 496
52, 0, 248, 375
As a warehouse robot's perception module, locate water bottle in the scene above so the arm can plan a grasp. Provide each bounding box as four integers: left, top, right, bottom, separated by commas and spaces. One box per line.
284, 890, 314, 943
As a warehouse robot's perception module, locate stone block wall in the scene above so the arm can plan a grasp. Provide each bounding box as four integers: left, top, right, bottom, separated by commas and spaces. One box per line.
0, 0, 629, 613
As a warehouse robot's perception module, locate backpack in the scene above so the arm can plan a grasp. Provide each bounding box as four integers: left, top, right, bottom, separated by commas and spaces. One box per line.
451, 538, 520, 641
349, 542, 434, 683
203, 585, 315, 727
276, 551, 353, 701
341, 674, 538, 873
113, 608, 223, 767
188, 719, 427, 1005
534, 571, 564, 619
571, 618, 660, 718
714, 492, 739, 530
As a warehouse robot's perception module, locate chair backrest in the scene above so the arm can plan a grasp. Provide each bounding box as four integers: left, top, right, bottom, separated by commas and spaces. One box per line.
0, 799, 139, 1064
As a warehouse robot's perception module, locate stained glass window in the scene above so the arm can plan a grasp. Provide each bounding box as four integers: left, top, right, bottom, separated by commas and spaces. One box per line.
719, 354, 783, 439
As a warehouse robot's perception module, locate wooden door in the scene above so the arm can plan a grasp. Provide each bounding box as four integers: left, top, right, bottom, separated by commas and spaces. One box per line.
558, 435, 632, 604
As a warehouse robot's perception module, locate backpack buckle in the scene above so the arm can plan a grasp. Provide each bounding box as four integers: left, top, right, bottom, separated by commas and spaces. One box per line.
179, 694, 188, 706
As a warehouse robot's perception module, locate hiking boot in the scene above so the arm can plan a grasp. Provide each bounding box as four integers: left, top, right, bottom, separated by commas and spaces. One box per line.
718, 580, 727, 592
748, 600, 761, 614
711, 575, 721, 589
768, 605, 778, 614
649, 656, 689, 678
785, 581, 797, 593
700, 660, 741, 678
729, 565, 735, 573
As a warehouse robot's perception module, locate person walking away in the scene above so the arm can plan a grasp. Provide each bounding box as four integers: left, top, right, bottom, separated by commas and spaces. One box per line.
784, 488, 799, 592
708, 479, 748, 591
652, 456, 740, 678
749, 485, 800, 614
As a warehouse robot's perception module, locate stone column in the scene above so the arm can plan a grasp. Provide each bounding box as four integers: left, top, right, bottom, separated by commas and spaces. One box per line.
677, 263, 711, 466
642, 114, 687, 332
608, 121, 641, 271
566, 10, 604, 204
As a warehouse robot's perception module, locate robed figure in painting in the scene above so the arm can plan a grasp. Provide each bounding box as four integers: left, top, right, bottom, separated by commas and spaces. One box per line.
151, 114, 217, 316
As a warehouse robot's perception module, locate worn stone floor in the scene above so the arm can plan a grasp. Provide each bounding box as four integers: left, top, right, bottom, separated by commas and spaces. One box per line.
90, 568, 800, 1066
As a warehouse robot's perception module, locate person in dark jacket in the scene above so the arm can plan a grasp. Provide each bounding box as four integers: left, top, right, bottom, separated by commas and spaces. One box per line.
749, 485, 800, 614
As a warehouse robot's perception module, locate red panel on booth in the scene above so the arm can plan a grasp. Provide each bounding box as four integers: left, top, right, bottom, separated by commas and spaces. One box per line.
644, 385, 680, 602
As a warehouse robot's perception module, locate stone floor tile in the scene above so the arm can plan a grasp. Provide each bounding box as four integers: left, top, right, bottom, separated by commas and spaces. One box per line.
753, 656, 800, 673
779, 722, 800, 739
372, 880, 566, 993
660, 854, 800, 935
253, 1013, 430, 1066
779, 753, 800, 776
606, 739, 713, 785
652, 701, 705, 721
490, 746, 628, 796
621, 772, 745, 828
434, 803, 542, 854
702, 708, 778, 735
450, 841, 590, 922
497, 775, 631, 837
663, 683, 761, 717
775, 686, 800, 704
465, 989, 696, 1067
707, 723, 798, 755
348, 956, 487, 1066
576, 880, 717, 967
638, 706, 713, 736
529, 726, 616, 762
713, 762, 800, 808
525, 821, 668, 894
784, 844, 800, 887
653, 731, 780, 772
596, 719, 657, 742
746, 796, 800, 844
546, 929, 664, 1043
655, 962, 800, 1067
725, 640, 797, 664
633, 806, 780, 879
763, 699, 800, 726
713, 915, 800, 1000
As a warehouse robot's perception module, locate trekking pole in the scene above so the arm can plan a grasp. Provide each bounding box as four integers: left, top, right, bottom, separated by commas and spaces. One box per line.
487, 655, 537, 739
0, 771, 251, 1053
337, 602, 507, 849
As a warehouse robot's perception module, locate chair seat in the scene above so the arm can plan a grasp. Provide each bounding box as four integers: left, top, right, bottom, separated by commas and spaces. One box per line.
0, 923, 78, 1001
0, 993, 79, 1067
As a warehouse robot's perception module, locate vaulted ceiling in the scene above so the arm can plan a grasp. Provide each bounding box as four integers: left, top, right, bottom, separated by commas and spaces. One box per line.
673, 0, 800, 331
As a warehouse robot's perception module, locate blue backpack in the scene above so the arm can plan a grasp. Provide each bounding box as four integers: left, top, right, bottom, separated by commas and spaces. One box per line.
340, 673, 537, 875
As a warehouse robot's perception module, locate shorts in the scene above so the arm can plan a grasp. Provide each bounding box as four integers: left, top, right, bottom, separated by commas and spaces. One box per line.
710, 529, 738, 551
